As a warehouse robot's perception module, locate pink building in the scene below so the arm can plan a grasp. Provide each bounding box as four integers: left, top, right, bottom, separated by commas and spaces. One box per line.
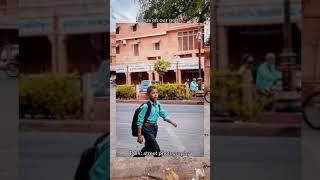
115, 23, 205, 85
110, 32, 116, 69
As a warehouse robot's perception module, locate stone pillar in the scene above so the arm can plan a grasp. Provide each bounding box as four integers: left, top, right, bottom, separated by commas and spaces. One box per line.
218, 26, 229, 71
177, 69, 182, 84
148, 71, 153, 80
48, 34, 67, 73
154, 71, 160, 81
57, 35, 68, 73
48, 35, 58, 72
126, 72, 131, 85
204, 48, 211, 90
82, 74, 94, 120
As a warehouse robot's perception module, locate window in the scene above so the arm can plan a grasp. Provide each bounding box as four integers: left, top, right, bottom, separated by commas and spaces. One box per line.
116, 46, 120, 54
189, 31, 193, 50
132, 24, 137, 32
194, 30, 198, 49
152, 23, 157, 28
147, 57, 157, 60
112, 48, 116, 54
134, 44, 139, 56
179, 54, 192, 58
178, 31, 195, 51
116, 27, 119, 34
155, 42, 160, 50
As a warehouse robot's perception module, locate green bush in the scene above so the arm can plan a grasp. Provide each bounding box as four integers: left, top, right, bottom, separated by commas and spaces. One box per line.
116, 85, 136, 99
19, 73, 82, 119
154, 83, 187, 100
212, 70, 268, 121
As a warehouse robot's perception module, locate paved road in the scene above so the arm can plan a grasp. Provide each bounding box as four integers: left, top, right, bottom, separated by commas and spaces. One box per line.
212, 136, 301, 180
19, 132, 101, 180
116, 103, 204, 157
302, 123, 320, 180
0, 72, 18, 180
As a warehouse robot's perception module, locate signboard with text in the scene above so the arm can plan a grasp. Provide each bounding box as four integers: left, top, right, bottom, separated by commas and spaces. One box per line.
19, 15, 108, 36
59, 15, 109, 34
128, 65, 150, 73
19, 18, 53, 36
218, 1, 301, 25
116, 65, 126, 73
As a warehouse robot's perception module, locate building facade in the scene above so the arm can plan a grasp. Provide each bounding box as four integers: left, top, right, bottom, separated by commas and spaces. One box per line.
114, 23, 206, 85
0, 0, 18, 48
302, 0, 320, 96
19, 0, 108, 74
110, 32, 116, 81
215, 0, 301, 70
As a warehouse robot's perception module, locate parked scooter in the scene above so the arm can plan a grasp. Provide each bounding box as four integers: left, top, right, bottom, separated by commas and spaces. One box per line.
0, 44, 19, 77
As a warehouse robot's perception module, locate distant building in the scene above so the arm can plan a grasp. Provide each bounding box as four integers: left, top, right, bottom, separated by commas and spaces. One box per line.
110, 32, 116, 76
18, 0, 108, 74
0, 0, 18, 48
114, 23, 206, 85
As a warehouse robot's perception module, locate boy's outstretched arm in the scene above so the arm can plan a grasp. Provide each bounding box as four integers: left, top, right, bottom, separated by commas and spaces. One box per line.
158, 104, 177, 128
167, 119, 177, 128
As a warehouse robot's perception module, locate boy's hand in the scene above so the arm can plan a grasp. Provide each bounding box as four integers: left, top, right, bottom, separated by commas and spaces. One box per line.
137, 136, 143, 144
171, 122, 177, 128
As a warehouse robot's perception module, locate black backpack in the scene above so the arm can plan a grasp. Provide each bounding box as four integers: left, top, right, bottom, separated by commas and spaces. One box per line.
131, 101, 152, 137
74, 133, 108, 180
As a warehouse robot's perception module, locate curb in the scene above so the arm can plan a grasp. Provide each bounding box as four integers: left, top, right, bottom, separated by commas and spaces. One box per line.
116, 99, 204, 105
212, 122, 301, 137
212, 112, 302, 137
19, 119, 109, 133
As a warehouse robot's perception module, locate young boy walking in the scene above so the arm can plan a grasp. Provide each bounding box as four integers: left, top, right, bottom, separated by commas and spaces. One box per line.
135, 86, 177, 157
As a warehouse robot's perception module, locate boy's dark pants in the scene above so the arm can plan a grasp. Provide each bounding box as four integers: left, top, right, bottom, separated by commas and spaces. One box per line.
136, 125, 161, 157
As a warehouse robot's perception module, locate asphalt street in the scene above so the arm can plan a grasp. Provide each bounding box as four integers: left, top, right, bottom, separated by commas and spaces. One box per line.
116, 103, 204, 157
212, 136, 301, 180
19, 132, 101, 180
0, 71, 18, 180
302, 123, 320, 180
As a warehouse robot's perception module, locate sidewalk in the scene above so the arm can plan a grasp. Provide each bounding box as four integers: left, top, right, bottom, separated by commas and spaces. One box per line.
19, 119, 108, 133
212, 112, 302, 137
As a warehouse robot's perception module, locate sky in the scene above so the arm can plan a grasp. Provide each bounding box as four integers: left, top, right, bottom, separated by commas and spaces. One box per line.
110, 0, 139, 32
110, 0, 210, 41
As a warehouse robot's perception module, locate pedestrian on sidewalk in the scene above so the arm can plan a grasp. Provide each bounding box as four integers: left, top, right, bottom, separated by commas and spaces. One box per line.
256, 52, 282, 95
185, 78, 190, 97
238, 53, 257, 120
190, 78, 199, 97
135, 86, 177, 157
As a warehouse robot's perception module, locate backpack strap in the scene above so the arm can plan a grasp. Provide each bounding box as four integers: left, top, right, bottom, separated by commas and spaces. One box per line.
94, 133, 108, 146
144, 101, 152, 123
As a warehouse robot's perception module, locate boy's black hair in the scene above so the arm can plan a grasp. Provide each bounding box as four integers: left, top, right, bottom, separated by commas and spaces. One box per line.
147, 86, 157, 94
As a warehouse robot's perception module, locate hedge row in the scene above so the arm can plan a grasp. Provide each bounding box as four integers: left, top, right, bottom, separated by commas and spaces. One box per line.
19, 73, 82, 119
115, 83, 191, 100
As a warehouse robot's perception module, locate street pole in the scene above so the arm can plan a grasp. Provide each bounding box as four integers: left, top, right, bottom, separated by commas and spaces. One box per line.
279, 0, 296, 91
53, 9, 58, 72
197, 22, 202, 90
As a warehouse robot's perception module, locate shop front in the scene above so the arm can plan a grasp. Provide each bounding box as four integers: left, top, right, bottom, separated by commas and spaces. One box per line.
217, 0, 301, 70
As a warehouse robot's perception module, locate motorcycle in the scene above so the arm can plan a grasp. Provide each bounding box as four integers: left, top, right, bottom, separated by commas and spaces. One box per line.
0, 44, 19, 77
0, 59, 19, 77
